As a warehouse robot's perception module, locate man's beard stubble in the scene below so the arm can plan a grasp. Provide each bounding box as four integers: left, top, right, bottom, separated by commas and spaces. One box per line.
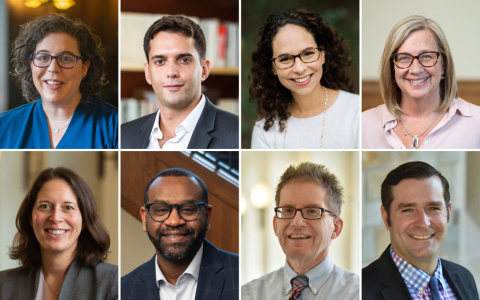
147, 216, 208, 264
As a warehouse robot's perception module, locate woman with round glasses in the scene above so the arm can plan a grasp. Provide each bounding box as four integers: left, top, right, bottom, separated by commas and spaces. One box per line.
362, 15, 480, 149
250, 8, 359, 149
0, 14, 117, 149
0, 167, 117, 299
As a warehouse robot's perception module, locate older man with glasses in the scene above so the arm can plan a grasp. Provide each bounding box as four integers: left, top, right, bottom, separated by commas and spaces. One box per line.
242, 162, 359, 300
121, 168, 239, 300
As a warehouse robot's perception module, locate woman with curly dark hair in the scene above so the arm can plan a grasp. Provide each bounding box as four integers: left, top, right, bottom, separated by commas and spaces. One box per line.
0, 167, 117, 299
250, 8, 359, 149
0, 14, 117, 149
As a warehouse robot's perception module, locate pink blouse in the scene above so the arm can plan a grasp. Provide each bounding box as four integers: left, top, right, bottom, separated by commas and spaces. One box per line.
362, 98, 480, 149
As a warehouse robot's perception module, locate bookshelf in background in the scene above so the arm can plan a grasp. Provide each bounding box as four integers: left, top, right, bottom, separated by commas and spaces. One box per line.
121, 0, 239, 124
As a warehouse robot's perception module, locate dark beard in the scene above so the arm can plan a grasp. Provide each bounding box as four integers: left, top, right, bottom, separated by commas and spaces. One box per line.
147, 217, 207, 264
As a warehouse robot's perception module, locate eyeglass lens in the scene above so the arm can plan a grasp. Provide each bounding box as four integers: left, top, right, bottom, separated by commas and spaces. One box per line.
276, 207, 323, 220
31, 53, 79, 69
148, 202, 201, 222
274, 48, 321, 69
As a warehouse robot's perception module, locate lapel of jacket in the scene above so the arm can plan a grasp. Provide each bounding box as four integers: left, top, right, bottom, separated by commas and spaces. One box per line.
194, 240, 225, 300
187, 97, 216, 149
58, 260, 81, 299
442, 261, 469, 299
140, 112, 158, 148
377, 246, 413, 300
137, 255, 161, 300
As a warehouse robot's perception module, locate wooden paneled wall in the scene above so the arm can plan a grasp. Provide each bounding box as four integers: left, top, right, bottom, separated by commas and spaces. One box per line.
121, 152, 239, 254
362, 80, 480, 111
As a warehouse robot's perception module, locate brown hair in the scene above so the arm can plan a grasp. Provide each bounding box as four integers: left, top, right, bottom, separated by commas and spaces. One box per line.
9, 167, 110, 269
275, 162, 344, 216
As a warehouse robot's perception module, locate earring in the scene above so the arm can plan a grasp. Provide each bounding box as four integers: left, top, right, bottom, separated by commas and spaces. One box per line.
441, 75, 445, 80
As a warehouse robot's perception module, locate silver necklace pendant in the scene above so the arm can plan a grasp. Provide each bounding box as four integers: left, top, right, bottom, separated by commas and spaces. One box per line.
54, 128, 60, 133
411, 135, 419, 149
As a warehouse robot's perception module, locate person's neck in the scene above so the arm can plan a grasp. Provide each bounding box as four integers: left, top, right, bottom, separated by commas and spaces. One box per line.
156, 253, 193, 286
42, 93, 82, 122
286, 252, 327, 275
41, 249, 75, 278
290, 85, 325, 118
400, 96, 441, 118
158, 95, 201, 137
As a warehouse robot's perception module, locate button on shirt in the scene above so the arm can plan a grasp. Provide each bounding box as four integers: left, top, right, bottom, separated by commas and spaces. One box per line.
362, 97, 480, 149
390, 246, 457, 300
147, 95, 206, 149
155, 245, 203, 300
241, 254, 359, 299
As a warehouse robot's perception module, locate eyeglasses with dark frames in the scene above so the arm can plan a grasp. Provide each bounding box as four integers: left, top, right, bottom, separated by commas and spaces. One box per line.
145, 201, 206, 222
274, 206, 337, 220
391, 51, 442, 69
272, 47, 323, 70
29, 53, 84, 69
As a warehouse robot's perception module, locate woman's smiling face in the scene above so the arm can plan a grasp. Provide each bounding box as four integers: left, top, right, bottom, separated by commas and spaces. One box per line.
394, 29, 444, 103
271, 24, 325, 99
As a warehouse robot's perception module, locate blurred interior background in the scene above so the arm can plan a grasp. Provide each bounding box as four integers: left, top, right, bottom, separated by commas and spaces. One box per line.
362, 0, 480, 111
241, 0, 359, 148
241, 151, 360, 284
362, 151, 480, 289
0, 0, 118, 114
0, 151, 119, 271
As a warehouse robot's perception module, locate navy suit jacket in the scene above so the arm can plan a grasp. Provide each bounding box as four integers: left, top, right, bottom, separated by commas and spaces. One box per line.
362, 246, 479, 300
121, 240, 239, 300
120, 96, 238, 149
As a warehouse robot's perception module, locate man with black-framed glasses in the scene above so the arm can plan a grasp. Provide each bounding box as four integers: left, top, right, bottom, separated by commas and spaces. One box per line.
242, 162, 359, 300
121, 168, 239, 300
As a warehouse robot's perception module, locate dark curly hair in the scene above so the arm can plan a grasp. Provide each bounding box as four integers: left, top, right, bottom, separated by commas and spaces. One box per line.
250, 8, 353, 132
11, 14, 107, 102
9, 167, 110, 269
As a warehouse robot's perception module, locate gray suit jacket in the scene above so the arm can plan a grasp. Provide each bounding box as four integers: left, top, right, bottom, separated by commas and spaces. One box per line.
121, 96, 239, 149
0, 260, 118, 300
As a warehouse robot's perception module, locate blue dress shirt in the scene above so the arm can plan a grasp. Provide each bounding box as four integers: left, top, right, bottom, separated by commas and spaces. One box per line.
0, 97, 118, 149
241, 255, 359, 299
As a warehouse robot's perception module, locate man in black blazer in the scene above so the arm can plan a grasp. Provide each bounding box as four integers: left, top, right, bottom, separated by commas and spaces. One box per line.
121, 168, 239, 300
121, 15, 238, 149
363, 161, 479, 300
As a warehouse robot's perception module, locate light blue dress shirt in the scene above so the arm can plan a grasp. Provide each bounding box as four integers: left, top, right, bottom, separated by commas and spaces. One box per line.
241, 254, 359, 299
0, 97, 118, 149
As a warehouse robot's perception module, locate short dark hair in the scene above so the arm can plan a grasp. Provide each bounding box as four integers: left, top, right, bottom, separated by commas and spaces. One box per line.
9, 167, 110, 269
144, 168, 209, 205
381, 161, 450, 226
11, 13, 107, 102
250, 8, 353, 132
143, 15, 206, 62
275, 162, 344, 216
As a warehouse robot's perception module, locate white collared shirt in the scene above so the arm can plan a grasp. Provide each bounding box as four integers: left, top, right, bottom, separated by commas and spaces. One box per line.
155, 244, 204, 300
147, 95, 206, 149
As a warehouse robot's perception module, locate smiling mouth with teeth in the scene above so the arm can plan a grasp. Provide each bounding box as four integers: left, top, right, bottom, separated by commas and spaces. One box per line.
411, 234, 433, 239
289, 234, 310, 239
46, 229, 67, 235
46, 80, 62, 86
292, 75, 311, 83
408, 78, 427, 84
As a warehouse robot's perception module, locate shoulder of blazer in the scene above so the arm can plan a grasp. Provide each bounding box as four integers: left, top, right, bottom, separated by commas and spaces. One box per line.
441, 258, 479, 299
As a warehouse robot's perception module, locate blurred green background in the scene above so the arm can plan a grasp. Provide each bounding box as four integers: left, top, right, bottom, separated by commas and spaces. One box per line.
241, 0, 359, 148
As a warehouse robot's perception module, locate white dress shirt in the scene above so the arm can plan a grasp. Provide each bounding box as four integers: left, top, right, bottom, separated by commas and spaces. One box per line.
155, 245, 203, 300
147, 95, 206, 149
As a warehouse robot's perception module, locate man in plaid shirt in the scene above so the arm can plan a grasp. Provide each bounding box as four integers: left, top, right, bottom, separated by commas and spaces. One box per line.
362, 161, 479, 300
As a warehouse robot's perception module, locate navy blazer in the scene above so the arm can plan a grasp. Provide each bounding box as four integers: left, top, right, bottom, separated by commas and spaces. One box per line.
121, 239, 239, 300
120, 96, 239, 149
362, 245, 479, 300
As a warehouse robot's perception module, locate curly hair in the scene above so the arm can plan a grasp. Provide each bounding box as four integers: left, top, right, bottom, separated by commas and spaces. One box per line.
9, 167, 110, 269
11, 13, 107, 102
250, 8, 353, 132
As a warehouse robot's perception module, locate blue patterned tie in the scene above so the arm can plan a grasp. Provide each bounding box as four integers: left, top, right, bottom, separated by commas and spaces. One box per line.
289, 275, 309, 300
429, 276, 442, 300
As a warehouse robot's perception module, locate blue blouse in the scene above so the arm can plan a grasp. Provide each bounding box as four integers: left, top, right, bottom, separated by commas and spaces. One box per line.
0, 97, 118, 149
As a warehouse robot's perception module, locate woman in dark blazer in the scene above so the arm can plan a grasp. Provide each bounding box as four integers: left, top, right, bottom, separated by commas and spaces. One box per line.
0, 167, 117, 300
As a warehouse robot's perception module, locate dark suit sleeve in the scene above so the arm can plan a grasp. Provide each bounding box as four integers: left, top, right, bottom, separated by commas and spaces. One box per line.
121, 112, 157, 149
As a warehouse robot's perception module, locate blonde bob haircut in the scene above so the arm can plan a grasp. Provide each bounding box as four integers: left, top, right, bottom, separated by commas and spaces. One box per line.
380, 15, 457, 117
